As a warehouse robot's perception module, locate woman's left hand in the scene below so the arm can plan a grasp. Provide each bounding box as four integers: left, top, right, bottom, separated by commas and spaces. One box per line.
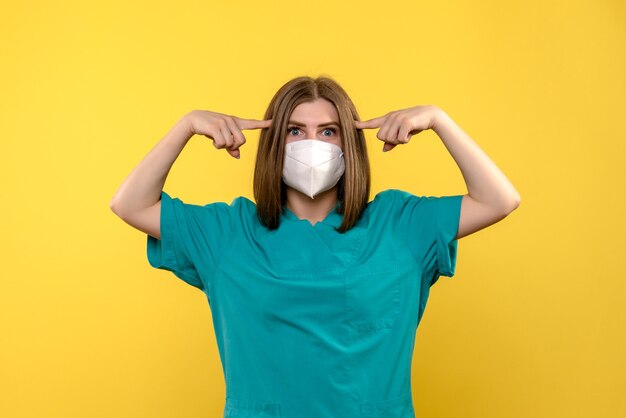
354, 105, 442, 152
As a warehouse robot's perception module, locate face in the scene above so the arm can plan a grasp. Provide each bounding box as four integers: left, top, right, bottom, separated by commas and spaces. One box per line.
284, 98, 342, 150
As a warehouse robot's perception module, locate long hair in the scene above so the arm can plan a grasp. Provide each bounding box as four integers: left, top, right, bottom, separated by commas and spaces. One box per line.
253, 75, 371, 233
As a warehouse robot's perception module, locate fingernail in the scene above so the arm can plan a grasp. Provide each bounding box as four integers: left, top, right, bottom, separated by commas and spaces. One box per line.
236, 154, 240, 159
382, 145, 387, 152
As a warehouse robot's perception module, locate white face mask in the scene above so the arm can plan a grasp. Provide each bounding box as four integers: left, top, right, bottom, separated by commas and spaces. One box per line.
282, 139, 345, 199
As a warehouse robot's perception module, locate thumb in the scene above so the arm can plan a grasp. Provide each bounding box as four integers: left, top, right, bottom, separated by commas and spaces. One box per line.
382, 142, 397, 152
227, 147, 241, 159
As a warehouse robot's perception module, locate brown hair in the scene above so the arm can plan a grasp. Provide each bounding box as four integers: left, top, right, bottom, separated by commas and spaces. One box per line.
253, 75, 371, 233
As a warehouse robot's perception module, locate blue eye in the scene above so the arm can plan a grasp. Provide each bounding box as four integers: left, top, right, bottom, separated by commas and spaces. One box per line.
287, 126, 338, 137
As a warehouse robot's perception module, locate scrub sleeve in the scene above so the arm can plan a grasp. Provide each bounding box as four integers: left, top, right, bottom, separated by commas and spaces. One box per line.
146, 191, 232, 293
393, 190, 464, 286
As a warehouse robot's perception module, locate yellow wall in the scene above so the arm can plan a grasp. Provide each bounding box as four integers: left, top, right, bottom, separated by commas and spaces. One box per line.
1, 1, 624, 417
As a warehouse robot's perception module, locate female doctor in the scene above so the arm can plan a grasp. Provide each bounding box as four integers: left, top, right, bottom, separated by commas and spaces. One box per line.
110, 75, 520, 418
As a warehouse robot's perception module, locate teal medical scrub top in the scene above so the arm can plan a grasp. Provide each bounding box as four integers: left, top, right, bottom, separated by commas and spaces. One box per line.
147, 188, 463, 418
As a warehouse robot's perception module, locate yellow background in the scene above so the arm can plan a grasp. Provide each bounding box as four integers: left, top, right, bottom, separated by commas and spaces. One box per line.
1, 0, 624, 417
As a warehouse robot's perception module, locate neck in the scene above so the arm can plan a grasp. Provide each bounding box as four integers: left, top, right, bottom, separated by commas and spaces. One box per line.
285, 186, 339, 223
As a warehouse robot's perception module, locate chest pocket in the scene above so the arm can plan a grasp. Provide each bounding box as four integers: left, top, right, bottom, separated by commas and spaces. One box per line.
345, 260, 403, 333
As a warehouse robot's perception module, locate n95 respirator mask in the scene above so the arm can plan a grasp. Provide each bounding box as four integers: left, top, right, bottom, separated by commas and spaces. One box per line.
282, 139, 345, 199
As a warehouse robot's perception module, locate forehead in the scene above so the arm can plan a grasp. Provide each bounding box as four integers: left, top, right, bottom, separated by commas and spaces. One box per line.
289, 98, 339, 124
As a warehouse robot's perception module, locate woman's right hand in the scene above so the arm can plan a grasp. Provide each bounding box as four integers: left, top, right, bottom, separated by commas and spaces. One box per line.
184, 110, 273, 159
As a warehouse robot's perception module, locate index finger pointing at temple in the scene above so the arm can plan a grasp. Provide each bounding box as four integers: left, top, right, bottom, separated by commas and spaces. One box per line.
237, 117, 273, 130
354, 115, 386, 129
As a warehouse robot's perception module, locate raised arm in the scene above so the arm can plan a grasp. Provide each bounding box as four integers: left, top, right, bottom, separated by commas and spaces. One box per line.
430, 108, 521, 239
355, 105, 521, 240
109, 110, 273, 239
109, 115, 194, 240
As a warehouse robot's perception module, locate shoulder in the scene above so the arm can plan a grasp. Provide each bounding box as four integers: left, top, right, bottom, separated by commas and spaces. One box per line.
221, 195, 258, 224
362, 189, 410, 221
224, 195, 255, 209
173, 195, 255, 223
197, 195, 255, 211
369, 188, 427, 209
364, 189, 438, 227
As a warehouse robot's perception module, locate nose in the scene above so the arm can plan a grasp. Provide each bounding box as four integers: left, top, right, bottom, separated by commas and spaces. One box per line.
303, 129, 319, 139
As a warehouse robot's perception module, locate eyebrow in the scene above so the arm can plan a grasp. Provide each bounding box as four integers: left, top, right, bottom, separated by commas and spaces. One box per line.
288, 120, 340, 128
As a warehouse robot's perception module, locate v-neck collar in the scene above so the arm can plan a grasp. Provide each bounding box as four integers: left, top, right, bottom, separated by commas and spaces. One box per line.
281, 200, 343, 228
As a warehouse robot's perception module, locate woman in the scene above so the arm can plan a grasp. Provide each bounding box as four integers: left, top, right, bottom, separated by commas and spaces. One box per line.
110, 75, 520, 417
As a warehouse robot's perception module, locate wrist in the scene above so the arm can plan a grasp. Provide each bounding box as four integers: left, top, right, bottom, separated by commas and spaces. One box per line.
178, 113, 195, 137
159, 116, 194, 150
431, 107, 450, 133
